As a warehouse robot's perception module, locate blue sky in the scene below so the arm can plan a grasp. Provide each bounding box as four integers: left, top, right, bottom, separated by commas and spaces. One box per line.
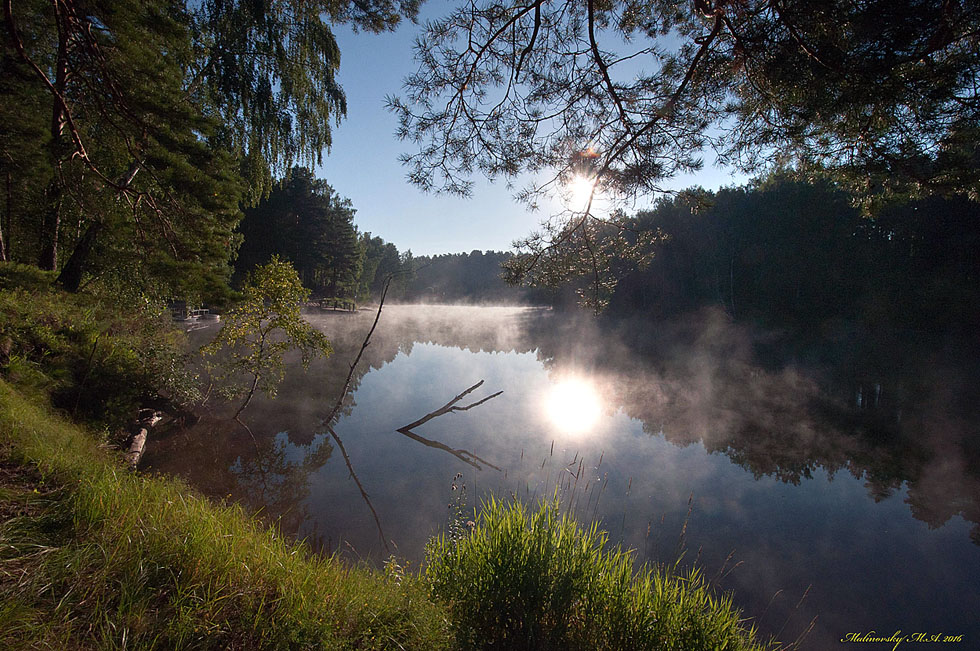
317, 4, 748, 256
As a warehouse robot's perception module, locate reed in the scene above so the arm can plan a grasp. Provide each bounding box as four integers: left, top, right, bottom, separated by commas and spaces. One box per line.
424, 494, 772, 651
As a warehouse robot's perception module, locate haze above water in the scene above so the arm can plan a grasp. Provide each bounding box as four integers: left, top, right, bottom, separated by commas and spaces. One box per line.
146, 305, 980, 648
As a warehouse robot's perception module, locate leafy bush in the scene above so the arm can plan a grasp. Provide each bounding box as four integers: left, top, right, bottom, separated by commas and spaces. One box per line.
425, 496, 769, 651
0, 263, 198, 430
202, 256, 331, 417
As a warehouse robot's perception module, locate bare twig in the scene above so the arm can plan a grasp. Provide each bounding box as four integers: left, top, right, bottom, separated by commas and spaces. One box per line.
452, 391, 504, 412
314, 273, 400, 553
320, 275, 393, 428
397, 380, 497, 431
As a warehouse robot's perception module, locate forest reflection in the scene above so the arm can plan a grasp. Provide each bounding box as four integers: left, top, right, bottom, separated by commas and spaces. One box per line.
144, 304, 980, 551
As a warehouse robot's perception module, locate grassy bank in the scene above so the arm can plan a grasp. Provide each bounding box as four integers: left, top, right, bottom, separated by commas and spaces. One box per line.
0, 379, 774, 649
0, 380, 450, 649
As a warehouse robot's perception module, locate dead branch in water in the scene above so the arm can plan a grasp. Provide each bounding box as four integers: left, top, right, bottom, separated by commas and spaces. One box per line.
396, 380, 503, 471
321, 275, 393, 429
316, 275, 399, 554
397, 380, 503, 431
327, 425, 390, 554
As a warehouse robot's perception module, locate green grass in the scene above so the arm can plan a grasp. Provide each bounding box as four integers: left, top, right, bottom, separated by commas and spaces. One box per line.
426, 496, 772, 651
0, 379, 773, 649
0, 380, 451, 649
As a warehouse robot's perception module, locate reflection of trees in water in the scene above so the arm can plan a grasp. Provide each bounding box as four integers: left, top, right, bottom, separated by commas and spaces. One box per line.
143, 413, 333, 538
252, 307, 545, 446
230, 426, 333, 535
174, 305, 980, 545
313, 306, 980, 545
531, 308, 980, 544
156, 306, 528, 551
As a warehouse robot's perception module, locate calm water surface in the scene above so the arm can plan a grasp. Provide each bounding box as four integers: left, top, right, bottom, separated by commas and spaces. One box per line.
145, 305, 980, 648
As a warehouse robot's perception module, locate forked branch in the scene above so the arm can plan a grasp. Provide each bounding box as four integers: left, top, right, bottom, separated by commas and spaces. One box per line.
396, 380, 503, 471
397, 380, 503, 431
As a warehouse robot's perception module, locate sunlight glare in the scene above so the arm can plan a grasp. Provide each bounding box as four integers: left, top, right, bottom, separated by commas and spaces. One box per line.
567, 174, 597, 209
544, 377, 602, 434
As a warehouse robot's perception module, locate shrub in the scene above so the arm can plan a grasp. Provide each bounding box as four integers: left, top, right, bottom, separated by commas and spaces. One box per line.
201, 256, 331, 418
425, 496, 769, 651
0, 263, 198, 430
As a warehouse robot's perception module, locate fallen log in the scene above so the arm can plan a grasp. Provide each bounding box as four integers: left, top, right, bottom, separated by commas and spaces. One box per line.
125, 409, 163, 470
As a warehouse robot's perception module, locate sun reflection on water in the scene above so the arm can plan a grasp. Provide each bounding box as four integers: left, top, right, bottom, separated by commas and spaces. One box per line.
544, 376, 603, 434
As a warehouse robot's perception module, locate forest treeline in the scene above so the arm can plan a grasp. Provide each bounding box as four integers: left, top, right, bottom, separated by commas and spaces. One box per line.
396, 250, 550, 304
524, 175, 979, 336
2, 0, 974, 323
232, 167, 979, 330
233, 166, 540, 304
234, 167, 389, 300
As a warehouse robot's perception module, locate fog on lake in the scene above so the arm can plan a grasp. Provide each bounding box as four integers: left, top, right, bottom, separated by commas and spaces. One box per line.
145, 305, 980, 648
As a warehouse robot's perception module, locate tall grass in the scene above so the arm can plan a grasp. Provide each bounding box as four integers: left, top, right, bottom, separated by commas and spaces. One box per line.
0, 379, 772, 649
425, 495, 771, 651
0, 380, 450, 649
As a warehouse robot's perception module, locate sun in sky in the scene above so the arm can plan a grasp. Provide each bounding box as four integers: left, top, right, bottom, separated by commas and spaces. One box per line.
566, 174, 597, 210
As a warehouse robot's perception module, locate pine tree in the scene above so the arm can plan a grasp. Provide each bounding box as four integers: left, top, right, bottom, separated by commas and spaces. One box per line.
1, 0, 418, 298
235, 167, 364, 298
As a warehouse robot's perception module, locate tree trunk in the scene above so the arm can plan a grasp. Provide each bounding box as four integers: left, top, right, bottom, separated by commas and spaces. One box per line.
1, 171, 11, 262
37, 184, 62, 270
0, 197, 6, 262
728, 234, 737, 320
56, 162, 139, 290
57, 220, 103, 291
38, 15, 69, 271
234, 373, 261, 420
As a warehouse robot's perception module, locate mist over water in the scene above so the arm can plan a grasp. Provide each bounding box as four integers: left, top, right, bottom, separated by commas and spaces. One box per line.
146, 304, 980, 648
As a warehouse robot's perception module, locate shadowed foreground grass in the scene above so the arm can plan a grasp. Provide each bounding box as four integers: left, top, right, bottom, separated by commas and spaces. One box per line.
0, 377, 771, 650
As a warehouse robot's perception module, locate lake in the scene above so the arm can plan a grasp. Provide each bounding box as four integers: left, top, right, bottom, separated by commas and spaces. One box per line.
144, 305, 980, 648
